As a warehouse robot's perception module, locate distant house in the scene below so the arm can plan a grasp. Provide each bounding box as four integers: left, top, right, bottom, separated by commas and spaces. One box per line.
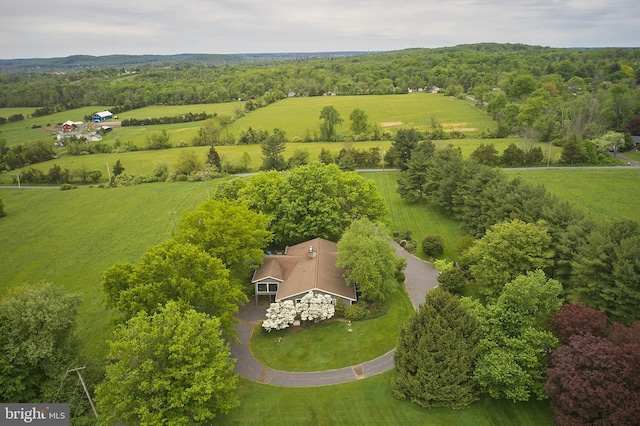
632, 136, 640, 148
93, 111, 113, 122
251, 238, 357, 307
62, 120, 82, 132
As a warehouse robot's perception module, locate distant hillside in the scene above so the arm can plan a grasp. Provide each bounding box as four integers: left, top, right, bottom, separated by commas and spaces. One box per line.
0, 52, 371, 75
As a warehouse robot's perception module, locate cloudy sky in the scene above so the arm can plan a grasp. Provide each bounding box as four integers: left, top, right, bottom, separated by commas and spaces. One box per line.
1, 0, 639, 59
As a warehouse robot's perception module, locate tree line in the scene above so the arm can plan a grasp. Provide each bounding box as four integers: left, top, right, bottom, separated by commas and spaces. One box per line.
391, 141, 640, 423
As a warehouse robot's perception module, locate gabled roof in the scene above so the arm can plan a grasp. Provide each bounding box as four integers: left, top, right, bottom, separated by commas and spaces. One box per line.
252, 238, 356, 302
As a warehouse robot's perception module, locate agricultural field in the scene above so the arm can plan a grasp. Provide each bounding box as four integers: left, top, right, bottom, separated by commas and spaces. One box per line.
225, 93, 496, 139
505, 167, 640, 221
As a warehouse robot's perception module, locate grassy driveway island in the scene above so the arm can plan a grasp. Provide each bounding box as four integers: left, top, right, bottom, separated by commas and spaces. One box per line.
250, 292, 414, 371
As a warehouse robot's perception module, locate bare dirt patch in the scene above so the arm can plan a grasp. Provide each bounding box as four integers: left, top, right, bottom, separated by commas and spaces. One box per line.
442, 122, 477, 132
380, 121, 403, 127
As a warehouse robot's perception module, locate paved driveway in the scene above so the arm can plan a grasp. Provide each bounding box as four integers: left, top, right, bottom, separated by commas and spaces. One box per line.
230, 241, 440, 386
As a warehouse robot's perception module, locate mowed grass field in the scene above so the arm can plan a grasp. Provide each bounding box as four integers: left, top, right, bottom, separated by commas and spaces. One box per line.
505, 167, 640, 221
225, 93, 496, 139
0, 182, 215, 357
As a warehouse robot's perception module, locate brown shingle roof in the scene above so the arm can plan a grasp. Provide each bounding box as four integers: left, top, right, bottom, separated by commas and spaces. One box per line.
252, 238, 356, 302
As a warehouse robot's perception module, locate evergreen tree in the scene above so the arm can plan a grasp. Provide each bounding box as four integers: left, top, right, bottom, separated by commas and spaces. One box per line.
397, 140, 436, 202
207, 145, 222, 172
392, 288, 481, 409
112, 159, 124, 176
260, 128, 287, 171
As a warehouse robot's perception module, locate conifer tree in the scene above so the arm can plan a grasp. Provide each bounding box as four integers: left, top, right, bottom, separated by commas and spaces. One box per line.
392, 287, 481, 409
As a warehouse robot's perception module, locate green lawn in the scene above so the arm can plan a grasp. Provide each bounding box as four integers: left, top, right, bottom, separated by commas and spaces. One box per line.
363, 171, 465, 261
505, 167, 640, 221
250, 291, 414, 371
0, 182, 216, 357
217, 372, 553, 426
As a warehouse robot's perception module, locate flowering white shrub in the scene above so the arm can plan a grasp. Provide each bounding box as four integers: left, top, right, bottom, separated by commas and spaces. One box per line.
297, 291, 335, 323
262, 300, 297, 332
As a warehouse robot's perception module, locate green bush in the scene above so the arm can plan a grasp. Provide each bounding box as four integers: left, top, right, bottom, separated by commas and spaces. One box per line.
344, 304, 370, 321
437, 268, 466, 294
60, 183, 75, 191
0, 198, 6, 217
422, 234, 445, 257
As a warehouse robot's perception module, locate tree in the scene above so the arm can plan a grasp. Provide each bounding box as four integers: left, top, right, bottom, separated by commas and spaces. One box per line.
336, 218, 399, 302
95, 302, 238, 425
287, 148, 309, 169
500, 143, 526, 166
391, 128, 421, 171
470, 143, 500, 166
318, 147, 334, 164
102, 239, 246, 340
546, 332, 640, 425
0, 282, 81, 402
0, 198, 5, 217
112, 159, 125, 176
319, 106, 343, 141
349, 108, 369, 134
462, 219, 554, 301
206, 145, 222, 172
474, 270, 563, 402
560, 135, 587, 164
568, 218, 640, 324
260, 128, 286, 171
174, 149, 203, 175
392, 288, 481, 409
396, 140, 436, 202
548, 302, 609, 345
437, 268, 466, 294
176, 198, 272, 284
145, 129, 171, 150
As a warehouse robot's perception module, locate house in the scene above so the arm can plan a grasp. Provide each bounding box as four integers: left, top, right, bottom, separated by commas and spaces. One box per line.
632, 136, 640, 149
62, 120, 82, 132
92, 111, 113, 122
251, 238, 357, 307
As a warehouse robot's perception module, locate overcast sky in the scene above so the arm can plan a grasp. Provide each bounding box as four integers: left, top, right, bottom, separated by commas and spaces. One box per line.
1, 0, 639, 59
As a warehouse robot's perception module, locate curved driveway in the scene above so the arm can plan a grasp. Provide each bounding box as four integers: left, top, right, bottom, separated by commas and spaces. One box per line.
230, 241, 440, 386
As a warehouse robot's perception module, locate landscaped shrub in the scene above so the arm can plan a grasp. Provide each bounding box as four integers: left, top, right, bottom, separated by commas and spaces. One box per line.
296, 291, 335, 323
422, 234, 445, 257
344, 304, 370, 321
262, 300, 297, 332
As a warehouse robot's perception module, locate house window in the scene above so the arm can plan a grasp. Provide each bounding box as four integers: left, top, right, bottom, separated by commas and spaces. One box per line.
257, 283, 267, 292
268, 283, 278, 292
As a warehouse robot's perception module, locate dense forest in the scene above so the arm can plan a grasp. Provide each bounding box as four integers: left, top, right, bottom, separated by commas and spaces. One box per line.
1, 44, 639, 143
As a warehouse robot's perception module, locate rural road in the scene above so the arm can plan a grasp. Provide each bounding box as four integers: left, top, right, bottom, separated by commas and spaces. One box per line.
230, 241, 440, 386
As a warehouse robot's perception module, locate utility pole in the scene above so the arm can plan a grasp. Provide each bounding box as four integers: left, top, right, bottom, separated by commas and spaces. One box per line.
16, 172, 20, 189
68, 366, 98, 419
106, 162, 111, 181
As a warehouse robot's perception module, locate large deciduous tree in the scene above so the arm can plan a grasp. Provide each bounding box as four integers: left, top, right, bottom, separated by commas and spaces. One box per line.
0, 282, 81, 402
319, 106, 343, 141
545, 322, 640, 425
392, 288, 481, 409
95, 302, 238, 425
391, 128, 421, 171
462, 219, 554, 301
176, 197, 272, 283
349, 108, 369, 134
336, 218, 399, 302
102, 239, 246, 340
473, 270, 563, 402
218, 163, 388, 245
